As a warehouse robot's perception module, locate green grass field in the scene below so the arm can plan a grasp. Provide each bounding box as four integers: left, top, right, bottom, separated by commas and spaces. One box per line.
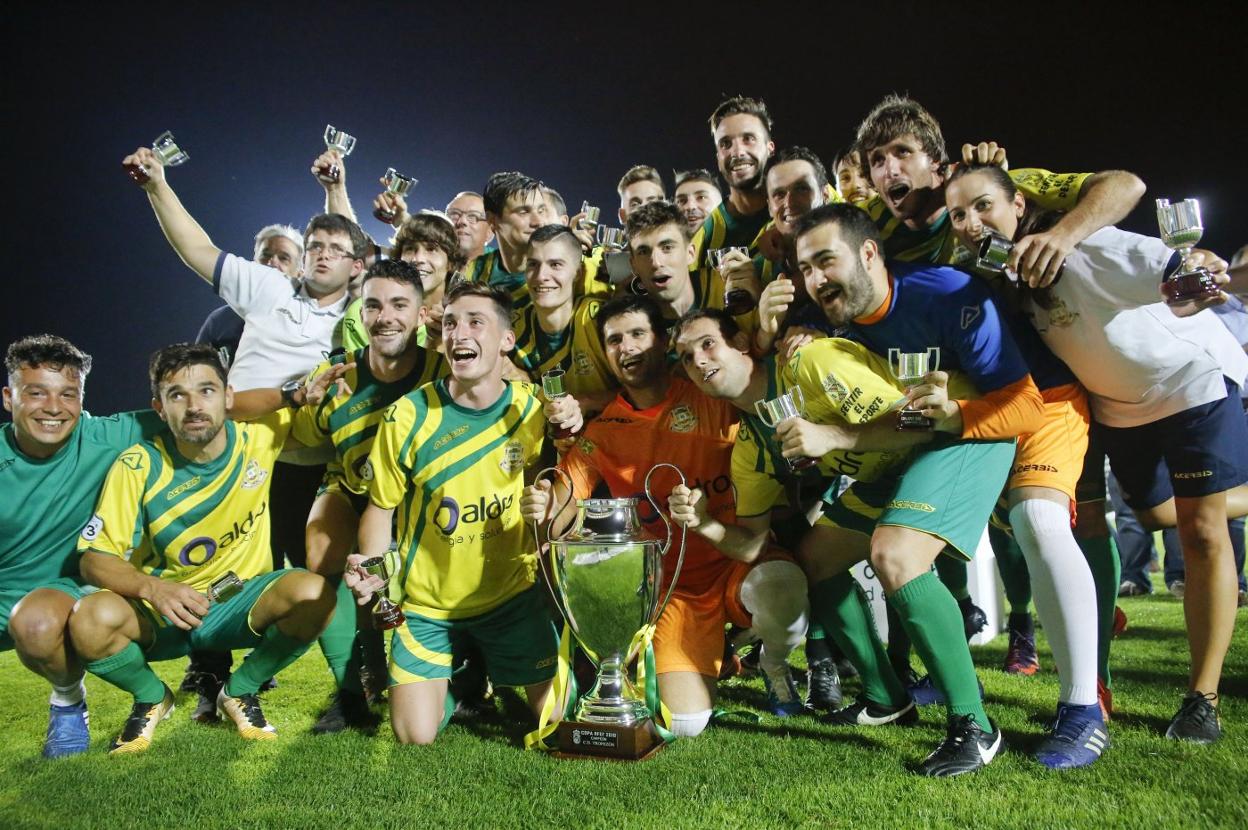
2, 576, 1245, 830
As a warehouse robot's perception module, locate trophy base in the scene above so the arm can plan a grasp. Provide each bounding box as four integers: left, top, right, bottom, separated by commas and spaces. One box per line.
896, 410, 934, 431
787, 455, 819, 472
723, 290, 755, 316
373, 209, 398, 225
317, 166, 341, 185
552, 718, 663, 761
123, 161, 150, 185
1162, 271, 1221, 305
373, 601, 405, 631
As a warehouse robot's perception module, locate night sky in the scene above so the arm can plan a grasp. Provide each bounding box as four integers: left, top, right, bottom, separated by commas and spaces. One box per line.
6, 3, 1244, 416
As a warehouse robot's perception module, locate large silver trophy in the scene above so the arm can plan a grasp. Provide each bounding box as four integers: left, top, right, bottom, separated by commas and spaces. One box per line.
534, 464, 687, 760
317, 124, 357, 184
1156, 198, 1221, 306
123, 130, 189, 184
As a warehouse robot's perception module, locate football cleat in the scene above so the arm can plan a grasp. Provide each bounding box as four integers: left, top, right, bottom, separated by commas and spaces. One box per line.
1165, 692, 1220, 745
805, 658, 844, 711
1034, 702, 1110, 769
826, 696, 917, 727
1118, 580, 1148, 597
762, 662, 806, 717
312, 689, 379, 735
960, 600, 989, 641
1097, 677, 1114, 721
108, 686, 175, 755
907, 675, 984, 707
916, 714, 1004, 777
217, 688, 277, 740
1167, 580, 1186, 599
42, 700, 90, 759
1003, 625, 1040, 676
184, 670, 226, 724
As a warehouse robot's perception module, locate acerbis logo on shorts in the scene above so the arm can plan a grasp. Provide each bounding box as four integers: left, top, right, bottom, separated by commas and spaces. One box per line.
80, 514, 104, 542
886, 499, 935, 513
1013, 463, 1059, 473
1173, 470, 1213, 479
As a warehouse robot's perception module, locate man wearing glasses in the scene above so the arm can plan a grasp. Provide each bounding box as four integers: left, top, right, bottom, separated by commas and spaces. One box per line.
446, 192, 494, 266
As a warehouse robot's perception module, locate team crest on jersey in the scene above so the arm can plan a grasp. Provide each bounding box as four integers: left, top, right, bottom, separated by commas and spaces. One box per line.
80, 514, 103, 542
1046, 299, 1079, 328
360, 459, 375, 481
960, 305, 981, 330
669, 405, 697, 433
573, 350, 592, 375
499, 440, 525, 473
240, 459, 268, 490
576, 436, 596, 455
821, 372, 849, 403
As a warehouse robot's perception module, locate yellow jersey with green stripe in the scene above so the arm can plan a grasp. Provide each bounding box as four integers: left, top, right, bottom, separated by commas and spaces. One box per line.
292, 346, 448, 494
691, 203, 771, 269
77, 411, 292, 592
861, 168, 1091, 264
366, 379, 546, 619
579, 247, 614, 299
509, 296, 615, 398
465, 249, 529, 315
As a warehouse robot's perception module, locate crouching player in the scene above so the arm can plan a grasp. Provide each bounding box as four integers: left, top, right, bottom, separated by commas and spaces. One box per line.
69, 345, 340, 754
345, 283, 578, 745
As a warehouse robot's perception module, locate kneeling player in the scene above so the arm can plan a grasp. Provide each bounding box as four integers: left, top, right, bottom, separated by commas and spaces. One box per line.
70, 345, 339, 754
345, 283, 576, 745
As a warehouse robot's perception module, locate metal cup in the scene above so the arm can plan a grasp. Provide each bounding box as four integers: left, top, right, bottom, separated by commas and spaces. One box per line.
319, 124, 357, 184
373, 167, 418, 224
358, 554, 404, 630
206, 571, 244, 604
597, 226, 625, 250
579, 201, 601, 232
755, 386, 818, 471
123, 130, 189, 185
888, 347, 940, 431
712, 247, 754, 315
1156, 198, 1221, 305
541, 368, 579, 440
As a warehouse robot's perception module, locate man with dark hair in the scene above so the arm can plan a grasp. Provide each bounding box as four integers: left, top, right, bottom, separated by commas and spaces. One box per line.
695, 95, 777, 264
466, 171, 551, 313
674, 170, 723, 236
832, 147, 875, 204
524, 295, 810, 733
69, 344, 341, 754
1, 335, 164, 758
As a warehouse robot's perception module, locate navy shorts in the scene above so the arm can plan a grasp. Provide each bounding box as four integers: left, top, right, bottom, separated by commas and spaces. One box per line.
1096, 380, 1248, 511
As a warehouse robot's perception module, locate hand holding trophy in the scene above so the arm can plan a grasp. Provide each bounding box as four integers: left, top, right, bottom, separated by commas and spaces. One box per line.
316, 124, 357, 185
122, 131, 189, 186
1156, 198, 1222, 306
889, 347, 940, 431
755, 386, 819, 471
373, 167, 417, 224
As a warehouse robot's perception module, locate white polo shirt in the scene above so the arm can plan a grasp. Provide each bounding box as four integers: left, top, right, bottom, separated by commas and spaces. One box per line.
213, 251, 348, 463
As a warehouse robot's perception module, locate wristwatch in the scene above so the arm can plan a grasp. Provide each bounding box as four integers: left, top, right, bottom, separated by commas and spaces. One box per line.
280, 379, 305, 408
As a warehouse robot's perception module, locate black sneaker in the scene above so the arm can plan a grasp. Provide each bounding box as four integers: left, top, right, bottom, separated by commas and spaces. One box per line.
188, 671, 226, 724
312, 689, 379, 735
915, 715, 1004, 777
806, 658, 844, 711
1164, 692, 1221, 744
959, 600, 989, 641
826, 696, 917, 727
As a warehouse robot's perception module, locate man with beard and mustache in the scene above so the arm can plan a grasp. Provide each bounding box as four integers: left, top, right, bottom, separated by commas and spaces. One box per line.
69, 345, 341, 754
674, 170, 723, 237
784, 204, 1049, 777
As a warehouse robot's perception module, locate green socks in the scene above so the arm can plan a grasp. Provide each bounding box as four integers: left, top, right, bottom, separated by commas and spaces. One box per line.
934, 555, 971, 601
318, 576, 364, 694
810, 574, 908, 706
86, 642, 167, 704
226, 625, 313, 697
888, 572, 990, 730
989, 524, 1033, 615
1078, 533, 1121, 688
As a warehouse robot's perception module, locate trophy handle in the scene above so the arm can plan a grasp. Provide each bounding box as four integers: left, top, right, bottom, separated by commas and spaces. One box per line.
788, 384, 807, 417
887, 347, 901, 376
754, 399, 776, 427
530, 466, 576, 620
643, 462, 688, 625
926, 347, 940, 373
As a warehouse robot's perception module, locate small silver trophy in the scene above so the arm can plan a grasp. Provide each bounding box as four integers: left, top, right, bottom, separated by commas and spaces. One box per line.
579, 201, 601, 232
373, 167, 417, 224
318, 124, 357, 184
889, 347, 940, 431
712, 247, 754, 315
207, 571, 244, 604
597, 225, 626, 250
1156, 198, 1221, 305
755, 386, 818, 471
123, 130, 189, 185
541, 368, 579, 440
357, 555, 404, 630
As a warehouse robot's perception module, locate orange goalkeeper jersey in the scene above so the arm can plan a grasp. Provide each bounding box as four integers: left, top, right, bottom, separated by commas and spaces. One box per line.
560, 376, 739, 595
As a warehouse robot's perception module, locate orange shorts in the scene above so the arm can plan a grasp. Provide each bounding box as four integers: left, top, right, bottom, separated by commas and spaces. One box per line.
1009, 382, 1090, 502
653, 547, 792, 677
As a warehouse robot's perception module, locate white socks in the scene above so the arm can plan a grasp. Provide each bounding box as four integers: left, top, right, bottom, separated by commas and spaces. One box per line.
738, 559, 809, 674
668, 709, 712, 737
49, 679, 86, 707
1009, 498, 1099, 706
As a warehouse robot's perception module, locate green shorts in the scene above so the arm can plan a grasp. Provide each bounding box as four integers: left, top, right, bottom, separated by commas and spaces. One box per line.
821, 438, 1015, 560
136, 569, 290, 663
0, 578, 88, 652
389, 586, 558, 688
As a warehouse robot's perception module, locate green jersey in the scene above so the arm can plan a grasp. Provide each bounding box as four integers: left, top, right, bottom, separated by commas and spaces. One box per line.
0, 411, 164, 590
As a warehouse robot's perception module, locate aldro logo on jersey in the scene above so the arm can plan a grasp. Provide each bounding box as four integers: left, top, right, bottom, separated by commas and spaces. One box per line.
175, 502, 268, 566
432, 493, 514, 547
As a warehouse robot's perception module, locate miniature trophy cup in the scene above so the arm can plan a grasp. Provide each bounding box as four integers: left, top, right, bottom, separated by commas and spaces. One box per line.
889, 347, 940, 431
373, 167, 417, 224
712, 247, 754, 315
123, 131, 189, 185
541, 368, 580, 440
579, 201, 601, 232
317, 124, 357, 184
357, 554, 404, 630
755, 386, 818, 471
1156, 198, 1222, 306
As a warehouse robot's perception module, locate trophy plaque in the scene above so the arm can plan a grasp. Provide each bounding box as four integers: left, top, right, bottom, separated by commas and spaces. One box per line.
318, 124, 357, 184
123, 130, 189, 185
889, 348, 940, 431
1156, 198, 1222, 305
357, 554, 405, 630
373, 167, 417, 224
534, 464, 687, 760
755, 386, 818, 471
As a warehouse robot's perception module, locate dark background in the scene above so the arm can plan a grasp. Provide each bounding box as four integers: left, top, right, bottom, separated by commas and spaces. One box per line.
5, 2, 1244, 415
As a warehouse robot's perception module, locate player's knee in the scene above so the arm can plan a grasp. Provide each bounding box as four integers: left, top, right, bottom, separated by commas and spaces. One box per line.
68, 592, 129, 652
8, 596, 71, 656
1176, 513, 1233, 561
667, 709, 712, 738
280, 571, 335, 610
741, 560, 809, 622
868, 543, 907, 585
391, 713, 439, 745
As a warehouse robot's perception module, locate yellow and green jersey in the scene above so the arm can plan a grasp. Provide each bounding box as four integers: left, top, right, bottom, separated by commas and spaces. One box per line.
78, 411, 292, 593
465, 249, 529, 315
366, 379, 546, 620
861, 168, 1091, 264
338, 298, 368, 353
509, 296, 615, 399
292, 346, 448, 494
691, 203, 771, 268
579, 247, 614, 299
